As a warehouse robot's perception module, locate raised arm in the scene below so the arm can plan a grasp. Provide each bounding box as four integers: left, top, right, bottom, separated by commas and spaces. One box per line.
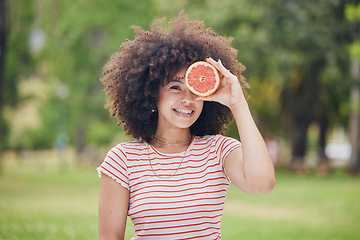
196, 58, 275, 194
99, 173, 130, 240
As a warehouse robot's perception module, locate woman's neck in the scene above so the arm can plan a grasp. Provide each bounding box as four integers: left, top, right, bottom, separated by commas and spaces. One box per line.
149, 129, 193, 154
154, 128, 192, 143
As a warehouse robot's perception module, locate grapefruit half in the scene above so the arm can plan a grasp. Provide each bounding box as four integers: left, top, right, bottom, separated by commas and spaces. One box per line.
185, 61, 220, 97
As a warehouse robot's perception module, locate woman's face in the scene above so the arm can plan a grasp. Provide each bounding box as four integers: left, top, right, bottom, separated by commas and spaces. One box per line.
156, 68, 204, 132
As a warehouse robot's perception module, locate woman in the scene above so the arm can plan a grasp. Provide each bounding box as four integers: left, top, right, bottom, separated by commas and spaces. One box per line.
97, 12, 275, 240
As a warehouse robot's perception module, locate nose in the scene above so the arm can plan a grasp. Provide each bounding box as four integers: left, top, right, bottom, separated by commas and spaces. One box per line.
181, 88, 196, 105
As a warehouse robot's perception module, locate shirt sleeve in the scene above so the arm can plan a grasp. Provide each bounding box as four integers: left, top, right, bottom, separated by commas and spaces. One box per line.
97, 144, 130, 190
215, 135, 242, 182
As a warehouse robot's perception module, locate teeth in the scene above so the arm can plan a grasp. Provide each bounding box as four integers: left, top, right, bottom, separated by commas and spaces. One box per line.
174, 109, 193, 114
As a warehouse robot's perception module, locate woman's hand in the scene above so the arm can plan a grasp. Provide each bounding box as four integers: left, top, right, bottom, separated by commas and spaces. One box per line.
195, 57, 247, 110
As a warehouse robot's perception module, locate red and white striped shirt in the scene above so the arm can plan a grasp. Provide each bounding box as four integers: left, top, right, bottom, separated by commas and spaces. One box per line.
97, 135, 241, 239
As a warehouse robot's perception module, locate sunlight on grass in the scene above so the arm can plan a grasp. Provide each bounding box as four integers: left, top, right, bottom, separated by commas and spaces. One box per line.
1, 154, 359, 240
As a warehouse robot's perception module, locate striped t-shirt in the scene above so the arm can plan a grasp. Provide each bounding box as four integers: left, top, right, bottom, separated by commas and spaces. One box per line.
97, 135, 241, 239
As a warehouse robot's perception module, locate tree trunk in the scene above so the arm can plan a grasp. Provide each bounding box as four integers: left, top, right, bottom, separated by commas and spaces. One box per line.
288, 119, 310, 173
75, 125, 86, 153
347, 57, 360, 174
317, 110, 331, 175
282, 58, 325, 172
0, 0, 5, 103
0, 0, 7, 174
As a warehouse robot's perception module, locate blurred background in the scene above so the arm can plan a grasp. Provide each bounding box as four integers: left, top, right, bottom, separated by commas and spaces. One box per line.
1, 0, 360, 173
0, 0, 360, 239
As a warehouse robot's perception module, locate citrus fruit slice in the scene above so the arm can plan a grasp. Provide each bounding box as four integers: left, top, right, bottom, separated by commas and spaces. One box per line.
185, 61, 220, 97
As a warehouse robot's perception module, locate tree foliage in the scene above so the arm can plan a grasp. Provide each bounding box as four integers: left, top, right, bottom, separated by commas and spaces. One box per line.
1, 0, 36, 150
345, 2, 360, 173
2, 0, 359, 171
346, 2, 360, 60
6, 0, 155, 151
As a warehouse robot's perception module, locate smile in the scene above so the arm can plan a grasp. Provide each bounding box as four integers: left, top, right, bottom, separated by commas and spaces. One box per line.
173, 109, 194, 115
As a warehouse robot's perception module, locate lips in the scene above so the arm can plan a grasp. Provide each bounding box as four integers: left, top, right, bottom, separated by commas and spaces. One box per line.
173, 108, 194, 115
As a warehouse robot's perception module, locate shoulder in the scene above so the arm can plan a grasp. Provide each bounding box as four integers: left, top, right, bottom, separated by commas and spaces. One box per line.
200, 135, 241, 154
192, 135, 241, 154
195, 135, 240, 145
108, 140, 147, 156
118, 140, 146, 149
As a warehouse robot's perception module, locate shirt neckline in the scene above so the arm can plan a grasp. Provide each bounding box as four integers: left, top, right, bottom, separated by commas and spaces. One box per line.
145, 136, 196, 157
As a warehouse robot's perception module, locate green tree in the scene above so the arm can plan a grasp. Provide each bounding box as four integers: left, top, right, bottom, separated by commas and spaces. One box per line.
252, 0, 357, 172
0, 0, 7, 151
346, 2, 360, 173
0, 0, 36, 150
32, 0, 155, 157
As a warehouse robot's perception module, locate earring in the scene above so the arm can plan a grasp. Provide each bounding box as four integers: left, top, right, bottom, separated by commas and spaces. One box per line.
151, 108, 157, 113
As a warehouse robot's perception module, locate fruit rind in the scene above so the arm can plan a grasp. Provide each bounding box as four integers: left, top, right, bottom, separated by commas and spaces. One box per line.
185, 61, 220, 97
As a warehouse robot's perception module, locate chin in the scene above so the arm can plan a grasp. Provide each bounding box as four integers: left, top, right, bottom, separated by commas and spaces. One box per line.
172, 120, 197, 129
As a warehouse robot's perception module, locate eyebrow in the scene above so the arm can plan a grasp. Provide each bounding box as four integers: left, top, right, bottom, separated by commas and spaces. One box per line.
171, 76, 185, 84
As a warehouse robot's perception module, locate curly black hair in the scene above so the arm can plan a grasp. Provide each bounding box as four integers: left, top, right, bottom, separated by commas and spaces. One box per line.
101, 12, 247, 141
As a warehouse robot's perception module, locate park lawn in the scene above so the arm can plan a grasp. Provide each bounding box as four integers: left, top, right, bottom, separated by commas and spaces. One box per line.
0, 156, 360, 240
222, 171, 360, 240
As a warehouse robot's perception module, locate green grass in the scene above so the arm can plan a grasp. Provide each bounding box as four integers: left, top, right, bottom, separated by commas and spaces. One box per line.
222, 171, 360, 240
1, 155, 360, 240
0, 158, 100, 240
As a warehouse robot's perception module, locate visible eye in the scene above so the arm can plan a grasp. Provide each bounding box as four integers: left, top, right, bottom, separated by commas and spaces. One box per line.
169, 85, 182, 91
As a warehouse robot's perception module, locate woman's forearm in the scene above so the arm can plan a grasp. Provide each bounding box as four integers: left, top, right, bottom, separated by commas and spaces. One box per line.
230, 101, 276, 193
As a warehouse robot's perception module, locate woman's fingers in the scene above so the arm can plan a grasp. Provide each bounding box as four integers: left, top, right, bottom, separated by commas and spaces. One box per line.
206, 57, 233, 79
